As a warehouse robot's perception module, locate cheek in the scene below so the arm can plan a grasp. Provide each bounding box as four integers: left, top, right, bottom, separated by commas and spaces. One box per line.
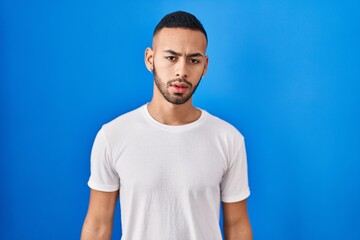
192, 65, 206, 78
155, 58, 173, 70
154, 60, 173, 77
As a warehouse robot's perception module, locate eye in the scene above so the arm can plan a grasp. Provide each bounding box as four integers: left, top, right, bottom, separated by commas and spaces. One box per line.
190, 59, 200, 64
166, 56, 176, 61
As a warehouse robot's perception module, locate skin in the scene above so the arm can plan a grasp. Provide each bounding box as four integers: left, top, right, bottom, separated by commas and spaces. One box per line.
81, 27, 252, 240
81, 189, 118, 239
223, 200, 253, 240
145, 27, 208, 125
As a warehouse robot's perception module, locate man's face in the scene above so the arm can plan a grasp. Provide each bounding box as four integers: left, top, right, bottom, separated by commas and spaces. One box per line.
145, 28, 208, 105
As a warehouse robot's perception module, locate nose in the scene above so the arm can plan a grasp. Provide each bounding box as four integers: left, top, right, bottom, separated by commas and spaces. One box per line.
175, 59, 188, 79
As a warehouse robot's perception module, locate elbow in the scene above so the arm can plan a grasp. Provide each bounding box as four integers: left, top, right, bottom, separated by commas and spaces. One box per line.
81, 217, 113, 240
223, 220, 253, 240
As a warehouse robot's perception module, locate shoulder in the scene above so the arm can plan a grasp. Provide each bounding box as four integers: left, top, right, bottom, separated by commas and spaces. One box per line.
202, 110, 244, 141
100, 104, 146, 140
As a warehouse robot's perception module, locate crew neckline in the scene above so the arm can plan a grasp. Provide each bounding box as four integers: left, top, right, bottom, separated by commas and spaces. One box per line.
141, 103, 207, 132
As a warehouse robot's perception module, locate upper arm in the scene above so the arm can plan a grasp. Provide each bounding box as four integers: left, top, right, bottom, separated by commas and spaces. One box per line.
85, 189, 119, 223
81, 189, 119, 240
222, 199, 252, 239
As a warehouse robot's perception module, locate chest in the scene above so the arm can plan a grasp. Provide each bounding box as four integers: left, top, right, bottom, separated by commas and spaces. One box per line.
114, 133, 228, 194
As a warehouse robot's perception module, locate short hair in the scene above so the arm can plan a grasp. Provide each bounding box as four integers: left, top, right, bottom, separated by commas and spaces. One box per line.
153, 11, 208, 43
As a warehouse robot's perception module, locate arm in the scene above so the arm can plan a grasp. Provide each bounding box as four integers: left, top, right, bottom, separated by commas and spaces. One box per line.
81, 189, 119, 240
222, 199, 252, 240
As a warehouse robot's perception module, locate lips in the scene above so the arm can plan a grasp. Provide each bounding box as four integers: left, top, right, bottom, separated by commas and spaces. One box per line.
170, 83, 188, 93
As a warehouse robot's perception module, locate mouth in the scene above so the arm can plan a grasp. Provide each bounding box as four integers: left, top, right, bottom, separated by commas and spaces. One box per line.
170, 82, 189, 93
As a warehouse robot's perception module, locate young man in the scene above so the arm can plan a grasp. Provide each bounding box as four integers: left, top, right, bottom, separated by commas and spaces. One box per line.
81, 11, 252, 240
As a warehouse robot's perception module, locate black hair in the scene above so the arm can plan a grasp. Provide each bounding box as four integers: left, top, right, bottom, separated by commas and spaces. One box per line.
153, 11, 208, 42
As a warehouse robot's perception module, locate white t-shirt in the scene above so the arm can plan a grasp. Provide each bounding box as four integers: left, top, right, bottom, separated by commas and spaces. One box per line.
88, 104, 250, 240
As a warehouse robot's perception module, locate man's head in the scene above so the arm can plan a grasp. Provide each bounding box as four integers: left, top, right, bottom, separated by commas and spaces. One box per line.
145, 11, 209, 105
153, 11, 208, 45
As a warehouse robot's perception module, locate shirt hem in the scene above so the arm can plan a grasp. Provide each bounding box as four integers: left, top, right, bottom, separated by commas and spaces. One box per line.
88, 179, 119, 192
221, 188, 250, 203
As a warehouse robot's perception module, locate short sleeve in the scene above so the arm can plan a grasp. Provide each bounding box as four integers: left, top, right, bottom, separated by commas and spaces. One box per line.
87, 127, 120, 192
220, 137, 250, 203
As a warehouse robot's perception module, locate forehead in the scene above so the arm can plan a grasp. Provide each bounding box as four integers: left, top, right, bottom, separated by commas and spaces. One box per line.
153, 28, 207, 53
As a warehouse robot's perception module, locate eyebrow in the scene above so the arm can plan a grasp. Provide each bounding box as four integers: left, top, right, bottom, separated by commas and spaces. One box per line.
163, 49, 204, 58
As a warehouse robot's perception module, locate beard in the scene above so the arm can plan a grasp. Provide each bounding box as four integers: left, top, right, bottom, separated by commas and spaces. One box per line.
153, 65, 202, 105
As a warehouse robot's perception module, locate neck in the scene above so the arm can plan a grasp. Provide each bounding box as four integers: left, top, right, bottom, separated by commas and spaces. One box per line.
147, 96, 201, 126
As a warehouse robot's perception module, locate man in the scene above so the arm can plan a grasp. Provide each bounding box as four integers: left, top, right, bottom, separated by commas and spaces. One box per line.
81, 11, 252, 240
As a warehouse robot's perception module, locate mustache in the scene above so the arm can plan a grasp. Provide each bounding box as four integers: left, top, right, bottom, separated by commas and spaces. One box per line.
166, 78, 193, 87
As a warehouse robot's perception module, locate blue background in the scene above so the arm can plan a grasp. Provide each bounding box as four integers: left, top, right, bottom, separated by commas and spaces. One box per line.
1, 0, 359, 239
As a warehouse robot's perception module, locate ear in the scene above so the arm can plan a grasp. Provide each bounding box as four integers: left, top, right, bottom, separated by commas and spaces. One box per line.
145, 47, 154, 72
201, 55, 209, 77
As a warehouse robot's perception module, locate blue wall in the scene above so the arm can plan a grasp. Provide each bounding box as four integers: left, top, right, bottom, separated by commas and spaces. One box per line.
1, 1, 359, 239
